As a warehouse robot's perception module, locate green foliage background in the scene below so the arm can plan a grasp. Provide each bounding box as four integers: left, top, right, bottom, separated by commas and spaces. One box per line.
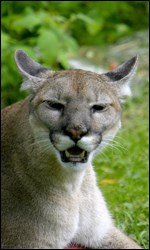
1, 1, 149, 248
1, 1, 149, 107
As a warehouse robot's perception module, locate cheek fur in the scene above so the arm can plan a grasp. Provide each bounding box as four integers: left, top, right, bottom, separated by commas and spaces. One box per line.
50, 134, 75, 151
77, 135, 101, 152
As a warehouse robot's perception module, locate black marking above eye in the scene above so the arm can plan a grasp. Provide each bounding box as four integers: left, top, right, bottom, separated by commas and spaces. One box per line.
45, 101, 64, 111
91, 104, 107, 113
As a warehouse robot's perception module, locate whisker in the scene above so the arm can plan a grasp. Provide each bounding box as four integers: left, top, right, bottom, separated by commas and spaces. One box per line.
100, 139, 126, 155
102, 138, 128, 153
28, 139, 51, 148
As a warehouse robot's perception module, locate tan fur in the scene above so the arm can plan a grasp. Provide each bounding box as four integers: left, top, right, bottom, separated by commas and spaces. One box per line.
1, 51, 142, 249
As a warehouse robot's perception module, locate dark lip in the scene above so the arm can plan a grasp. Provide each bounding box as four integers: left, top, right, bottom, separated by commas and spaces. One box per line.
60, 146, 89, 163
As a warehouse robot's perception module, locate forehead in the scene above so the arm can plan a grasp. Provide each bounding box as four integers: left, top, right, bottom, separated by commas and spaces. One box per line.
40, 69, 116, 102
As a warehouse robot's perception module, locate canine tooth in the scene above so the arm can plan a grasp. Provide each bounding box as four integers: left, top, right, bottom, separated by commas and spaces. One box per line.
65, 150, 70, 158
80, 151, 85, 159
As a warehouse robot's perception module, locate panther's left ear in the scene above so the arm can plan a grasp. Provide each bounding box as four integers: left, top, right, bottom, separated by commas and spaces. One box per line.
15, 50, 54, 93
103, 56, 138, 98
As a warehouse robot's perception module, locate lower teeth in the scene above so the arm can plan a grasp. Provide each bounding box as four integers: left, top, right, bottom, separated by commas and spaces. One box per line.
69, 157, 81, 162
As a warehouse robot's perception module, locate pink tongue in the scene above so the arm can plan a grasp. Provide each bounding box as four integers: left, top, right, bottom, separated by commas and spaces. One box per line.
68, 146, 83, 155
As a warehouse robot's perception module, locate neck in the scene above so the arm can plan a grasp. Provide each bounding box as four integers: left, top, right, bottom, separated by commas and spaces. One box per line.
25, 148, 89, 195
47, 161, 88, 194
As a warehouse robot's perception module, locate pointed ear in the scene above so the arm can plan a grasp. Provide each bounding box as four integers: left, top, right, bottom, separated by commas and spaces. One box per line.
104, 56, 138, 98
15, 50, 52, 93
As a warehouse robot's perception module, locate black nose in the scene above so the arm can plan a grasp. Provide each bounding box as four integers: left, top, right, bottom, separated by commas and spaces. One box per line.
65, 127, 88, 142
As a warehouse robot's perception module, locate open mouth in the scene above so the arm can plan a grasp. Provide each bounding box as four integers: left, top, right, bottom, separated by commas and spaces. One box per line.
60, 146, 89, 163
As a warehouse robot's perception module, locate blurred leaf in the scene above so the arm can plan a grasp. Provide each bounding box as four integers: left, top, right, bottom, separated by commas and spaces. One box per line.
58, 31, 79, 52
58, 52, 70, 69
115, 24, 130, 34
76, 13, 102, 35
76, 13, 94, 24
86, 21, 102, 35
1, 31, 10, 52
12, 11, 41, 32
37, 29, 60, 65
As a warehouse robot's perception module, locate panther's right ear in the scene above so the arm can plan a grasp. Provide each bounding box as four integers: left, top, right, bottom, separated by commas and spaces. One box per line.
103, 56, 138, 99
15, 50, 53, 92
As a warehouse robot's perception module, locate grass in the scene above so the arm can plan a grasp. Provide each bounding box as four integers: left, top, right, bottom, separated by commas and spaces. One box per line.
94, 80, 149, 249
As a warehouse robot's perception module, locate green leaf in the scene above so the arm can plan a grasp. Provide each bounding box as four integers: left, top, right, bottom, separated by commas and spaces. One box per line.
37, 29, 60, 65
115, 24, 129, 34
12, 10, 43, 32
58, 52, 70, 69
86, 21, 102, 35
56, 30, 78, 52
1, 31, 10, 51
76, 13, 94, 25
75, 13, 102, 35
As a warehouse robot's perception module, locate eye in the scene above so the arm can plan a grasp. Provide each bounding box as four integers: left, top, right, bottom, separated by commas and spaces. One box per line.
45, 101, 64, 111
91, 104, 108, 113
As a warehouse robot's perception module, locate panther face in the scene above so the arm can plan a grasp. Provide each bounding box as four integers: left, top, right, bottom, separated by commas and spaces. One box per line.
29, 70, 122, 171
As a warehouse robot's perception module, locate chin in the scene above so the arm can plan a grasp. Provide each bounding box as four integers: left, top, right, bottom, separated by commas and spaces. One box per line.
61, 161, 89, 172
57, 152, 94, 172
